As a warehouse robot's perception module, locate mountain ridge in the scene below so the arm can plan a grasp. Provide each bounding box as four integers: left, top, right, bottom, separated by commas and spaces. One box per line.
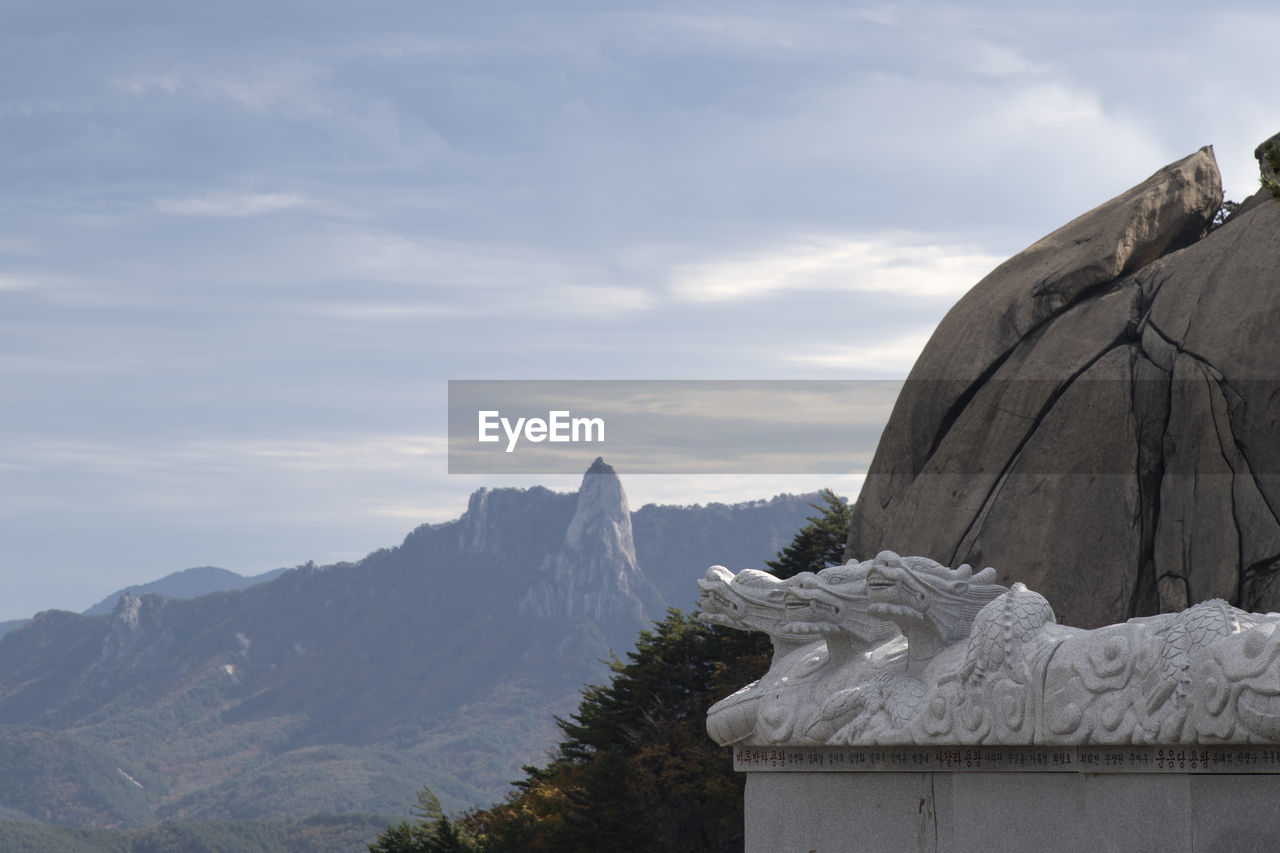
0, 461, 821, 827
0, 566, 290, 640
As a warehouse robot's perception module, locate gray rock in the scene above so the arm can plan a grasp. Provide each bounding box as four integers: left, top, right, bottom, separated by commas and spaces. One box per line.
1151, 355, 1239, 609
850, 137, 1280, 627
955, 347, 1144, 628
852, 147, 1222, 561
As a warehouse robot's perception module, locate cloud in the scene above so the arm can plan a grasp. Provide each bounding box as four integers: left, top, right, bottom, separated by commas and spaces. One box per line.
362, 503, 453, 520
113, 74, 182, 96
155, 192, 308, 217
297, 301, 474, 321
0, 236, 42, 256
0, 354, 131, 374
301, 230, 658, 315
1, 433, 444, 473
966, 42, 1044, 77
786, 331, 937, 374
316, 231, 554, 287
623, 473, 868, 509
220, 435, 447, 473
669, 234, 1003, 303
0, 434, 450, 517
609, 11, 805, 51
115, 63, 331, 115
767, 75, 1167, 213
0, 272, 103, 301
365, 34, 478, 60
0, 276, 37, 291
542, 284, 656, 314
856, 5, 900, 26
195, 64, 331, 116
301, 284, 655, 322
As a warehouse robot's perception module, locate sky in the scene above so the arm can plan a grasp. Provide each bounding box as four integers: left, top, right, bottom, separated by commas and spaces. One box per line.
2, 1, 1278, 621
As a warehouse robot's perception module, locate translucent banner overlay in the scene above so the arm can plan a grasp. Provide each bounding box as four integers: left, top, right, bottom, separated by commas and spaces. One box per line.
448, 380, 900, 474
449, 378, 1280, 476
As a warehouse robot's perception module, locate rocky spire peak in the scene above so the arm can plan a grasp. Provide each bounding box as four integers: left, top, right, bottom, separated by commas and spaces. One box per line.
566, 458, 631, 553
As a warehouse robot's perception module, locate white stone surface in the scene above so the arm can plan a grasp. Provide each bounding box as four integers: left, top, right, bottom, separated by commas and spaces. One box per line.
701, 551, 1280, 746
746, 771, 1280, 853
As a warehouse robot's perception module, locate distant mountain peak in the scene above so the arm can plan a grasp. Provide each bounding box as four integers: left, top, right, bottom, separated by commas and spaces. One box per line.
565, 458, 631, 554
513, 460, 659, 636
81, 565, 288, 617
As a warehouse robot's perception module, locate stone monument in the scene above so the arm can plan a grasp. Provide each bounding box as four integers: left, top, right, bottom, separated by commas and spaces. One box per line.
702, 553, 1280, 749
705, 136, 1280, 852
702, 555, 1280, 852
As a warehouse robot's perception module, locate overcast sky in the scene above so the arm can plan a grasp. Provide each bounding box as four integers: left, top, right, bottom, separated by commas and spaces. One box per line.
2, 1, 1277, 620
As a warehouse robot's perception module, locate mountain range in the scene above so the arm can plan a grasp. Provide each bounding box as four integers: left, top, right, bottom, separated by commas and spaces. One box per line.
0, 566, 289, 641
0, 459, 817, 833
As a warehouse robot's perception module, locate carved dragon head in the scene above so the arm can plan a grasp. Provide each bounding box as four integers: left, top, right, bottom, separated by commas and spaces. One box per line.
783, 560, 899, 645
864, 550, 1007, 645
696, 565, 740, 626
697, 565, 818, 642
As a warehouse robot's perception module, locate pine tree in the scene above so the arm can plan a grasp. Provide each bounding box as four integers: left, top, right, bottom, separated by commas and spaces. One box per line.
424, 816, 467, 853
764, 488, 850, 579
461, 610, 766, 852
367, 786, 465, 853
368, 820, 416, 853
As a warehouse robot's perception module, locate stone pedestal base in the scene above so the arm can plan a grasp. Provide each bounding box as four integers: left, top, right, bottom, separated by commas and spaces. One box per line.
746, 771, 1280, 853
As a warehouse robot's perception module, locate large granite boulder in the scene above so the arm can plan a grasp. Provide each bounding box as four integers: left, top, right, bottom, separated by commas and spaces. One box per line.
849, 137, 1280, 628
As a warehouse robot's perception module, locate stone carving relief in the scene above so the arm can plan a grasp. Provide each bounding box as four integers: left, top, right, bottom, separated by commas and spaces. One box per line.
701, 551, 1280, 746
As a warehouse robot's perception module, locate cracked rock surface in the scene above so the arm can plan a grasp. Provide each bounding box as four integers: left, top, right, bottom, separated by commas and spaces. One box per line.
848, 139, 1280, 628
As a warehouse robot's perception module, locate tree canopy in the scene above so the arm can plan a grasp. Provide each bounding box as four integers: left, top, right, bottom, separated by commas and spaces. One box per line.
765, 488, 851, 579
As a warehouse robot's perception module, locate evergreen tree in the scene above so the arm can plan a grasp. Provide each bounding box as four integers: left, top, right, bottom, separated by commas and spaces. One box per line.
765, 488, 850, 579
461, 610, 767, 852
368, 820, 416, 853
411, 787, 443, 825
367, 787, 465, 853
424, 816, 467, 853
